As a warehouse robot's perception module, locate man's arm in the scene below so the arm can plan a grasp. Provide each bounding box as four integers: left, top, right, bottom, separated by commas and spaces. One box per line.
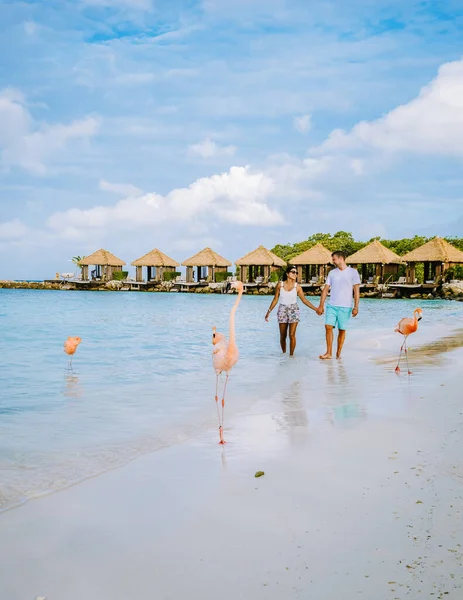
317, 283, 330, 315
352, 284, 360, 317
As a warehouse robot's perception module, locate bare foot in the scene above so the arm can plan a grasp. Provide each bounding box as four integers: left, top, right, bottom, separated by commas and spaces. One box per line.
319, 353, 332, 360
336, 354, 342, 360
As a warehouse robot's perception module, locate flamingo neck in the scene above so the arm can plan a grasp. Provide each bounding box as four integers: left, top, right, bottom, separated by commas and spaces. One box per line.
228, 289, 243, 347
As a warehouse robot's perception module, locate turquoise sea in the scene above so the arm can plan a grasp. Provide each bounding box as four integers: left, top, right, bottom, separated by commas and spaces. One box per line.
1, 289, 463, 511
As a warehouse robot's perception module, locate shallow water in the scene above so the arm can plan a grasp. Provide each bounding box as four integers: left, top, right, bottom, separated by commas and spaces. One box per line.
0, 290, 462, 510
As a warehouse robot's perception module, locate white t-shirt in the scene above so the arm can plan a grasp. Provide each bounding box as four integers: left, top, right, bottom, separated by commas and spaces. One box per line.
326, 267, 361, 308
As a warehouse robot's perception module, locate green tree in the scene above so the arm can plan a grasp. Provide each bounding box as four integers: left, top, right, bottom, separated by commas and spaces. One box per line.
71, 256, 86, 273
271, 233, 463, 273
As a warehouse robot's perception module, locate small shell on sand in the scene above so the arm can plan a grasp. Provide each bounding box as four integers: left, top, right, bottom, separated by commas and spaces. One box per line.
255, 471, 265, 478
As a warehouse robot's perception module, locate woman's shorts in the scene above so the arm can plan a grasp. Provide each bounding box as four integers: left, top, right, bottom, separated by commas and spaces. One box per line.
277, 303, 300, 324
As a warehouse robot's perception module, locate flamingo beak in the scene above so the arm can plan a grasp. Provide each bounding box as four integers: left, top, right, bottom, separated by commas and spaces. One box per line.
418, 316, 422, 321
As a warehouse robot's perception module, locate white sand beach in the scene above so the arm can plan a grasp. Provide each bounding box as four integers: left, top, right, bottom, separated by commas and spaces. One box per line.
1, 332, 463, 600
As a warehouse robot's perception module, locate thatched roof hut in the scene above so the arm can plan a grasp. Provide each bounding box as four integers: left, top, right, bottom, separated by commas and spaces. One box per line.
291, 243, 332, 265
401, 237, 463, 283
401, 237, 463, 264
291, 243, 332, 283
131, 249, 180, 282
347, 240, 403, 265
235, 245, 286, 283
182, 247, 232, 283
79, 249, 126, 267
79, 249, 125, 281
346, 240, 403, 284
235, 245, 286, 267
182, 247, 231, 268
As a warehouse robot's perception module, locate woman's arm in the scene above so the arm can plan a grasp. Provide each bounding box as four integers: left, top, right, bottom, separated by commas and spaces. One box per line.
265, 285, 280, 321
297, 285, 317, 311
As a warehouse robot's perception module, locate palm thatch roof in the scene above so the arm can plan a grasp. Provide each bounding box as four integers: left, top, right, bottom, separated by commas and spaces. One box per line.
235, 245, 286, 267
79, 249, 126, 266
131, 248, 179, 267
346, 240, 403, 265
401, 237, 463, 263
291, 243, 332, 265
182, 247, 231, 267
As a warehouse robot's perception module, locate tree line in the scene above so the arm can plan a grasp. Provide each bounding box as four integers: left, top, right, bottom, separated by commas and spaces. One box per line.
271, 231, 463, 262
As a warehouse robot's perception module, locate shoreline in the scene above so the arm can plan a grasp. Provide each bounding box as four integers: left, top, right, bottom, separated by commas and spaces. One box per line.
1, 338, 463, 599
1, 279, 463, 300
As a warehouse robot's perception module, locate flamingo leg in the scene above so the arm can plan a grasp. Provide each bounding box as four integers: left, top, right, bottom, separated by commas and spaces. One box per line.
404, 337, 412, 375
215, 374, 222, 436
395, 338, 405, 373
219, 373, 229, 445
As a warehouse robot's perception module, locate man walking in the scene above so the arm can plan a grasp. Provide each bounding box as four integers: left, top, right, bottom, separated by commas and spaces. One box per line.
317, 250, 361, 359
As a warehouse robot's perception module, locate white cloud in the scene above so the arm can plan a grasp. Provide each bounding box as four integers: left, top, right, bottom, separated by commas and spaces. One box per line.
0, 89, 100, 175
99, 179, 143, 196
0, 219, 29, 240
188, 138, 237, 159
314, 58, 463, 157
350, 158, 364, 175
47, 166, 283, 237
293, 113, 312, 133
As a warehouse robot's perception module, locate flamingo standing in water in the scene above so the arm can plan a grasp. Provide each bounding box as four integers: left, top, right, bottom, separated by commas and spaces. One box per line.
212, 281, 243, 444
395, 308, 422, 374
64, 336, 81, 368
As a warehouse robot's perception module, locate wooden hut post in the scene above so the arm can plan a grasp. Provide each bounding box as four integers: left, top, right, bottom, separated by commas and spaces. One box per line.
442, 261, 449, 280
240, 266, 245, 282
136, 266, 143, 282
434, 262, 442, 280
265, 265, 271, 282
361, 264, 366, 283
82, 265, 88, 280
407, 262, 416, 283
424, 262, 430, 282
297, 266, 303, 282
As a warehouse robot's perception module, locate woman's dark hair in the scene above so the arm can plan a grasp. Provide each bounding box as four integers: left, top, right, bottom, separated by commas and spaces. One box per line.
282, 265, 297, 281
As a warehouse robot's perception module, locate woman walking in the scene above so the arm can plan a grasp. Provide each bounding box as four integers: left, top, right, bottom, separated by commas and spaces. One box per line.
265, 265, 319, 356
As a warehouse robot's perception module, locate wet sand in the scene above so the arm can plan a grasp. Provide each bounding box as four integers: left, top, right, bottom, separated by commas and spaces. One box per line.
1, 339, 463, 599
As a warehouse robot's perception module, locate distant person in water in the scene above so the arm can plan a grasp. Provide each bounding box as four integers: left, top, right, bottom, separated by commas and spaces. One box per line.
317, 251, 361, 360
265, 265, 319, 356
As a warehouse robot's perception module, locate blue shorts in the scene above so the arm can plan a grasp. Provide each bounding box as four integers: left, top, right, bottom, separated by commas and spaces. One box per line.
325, 305, 352, 330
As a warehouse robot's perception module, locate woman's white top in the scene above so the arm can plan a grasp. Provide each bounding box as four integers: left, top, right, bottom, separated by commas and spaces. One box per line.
279, 281, 298, 305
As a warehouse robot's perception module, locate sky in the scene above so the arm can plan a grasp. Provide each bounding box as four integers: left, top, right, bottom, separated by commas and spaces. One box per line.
1, 0, 463, 279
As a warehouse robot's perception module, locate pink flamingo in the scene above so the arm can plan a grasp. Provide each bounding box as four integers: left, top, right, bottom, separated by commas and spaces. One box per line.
64, 336, 81, 368
212, 281, 244, 444
395, 308, 422, 374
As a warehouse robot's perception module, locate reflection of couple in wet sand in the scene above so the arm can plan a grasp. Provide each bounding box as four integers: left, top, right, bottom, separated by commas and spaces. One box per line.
265, 251, 361, 359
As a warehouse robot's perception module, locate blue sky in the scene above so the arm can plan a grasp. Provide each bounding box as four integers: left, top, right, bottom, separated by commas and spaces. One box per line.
1, 0, 463, 278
